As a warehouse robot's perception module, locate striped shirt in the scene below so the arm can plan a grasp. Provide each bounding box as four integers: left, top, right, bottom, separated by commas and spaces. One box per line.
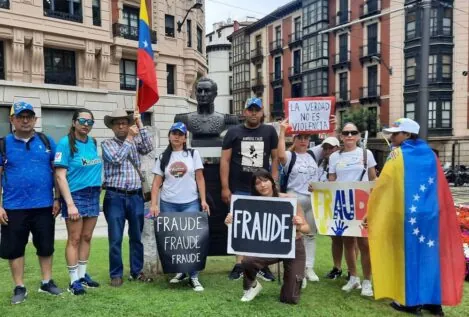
101, 128, 153, 190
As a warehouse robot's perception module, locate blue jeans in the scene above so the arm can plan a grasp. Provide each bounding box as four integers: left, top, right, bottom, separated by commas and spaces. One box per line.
103, 190, 144, 278
159, 199, 201, 278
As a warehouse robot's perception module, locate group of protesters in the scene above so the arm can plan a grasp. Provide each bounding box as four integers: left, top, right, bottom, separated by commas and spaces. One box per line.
0, 95, 465, 316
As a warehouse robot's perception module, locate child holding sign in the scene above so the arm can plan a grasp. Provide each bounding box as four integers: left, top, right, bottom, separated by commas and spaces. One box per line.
225, 169, 311, 304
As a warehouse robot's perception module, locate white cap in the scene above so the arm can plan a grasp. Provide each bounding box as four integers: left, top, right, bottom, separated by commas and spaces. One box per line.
322, 137, 340, 147
383, 118, 420, 134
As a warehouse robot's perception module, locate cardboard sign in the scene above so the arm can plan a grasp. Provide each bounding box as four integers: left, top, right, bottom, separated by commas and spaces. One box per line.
154, 212, 210, 273
310, 181, 375, 237
284, 97, 335, 134
227, 195, 297, 258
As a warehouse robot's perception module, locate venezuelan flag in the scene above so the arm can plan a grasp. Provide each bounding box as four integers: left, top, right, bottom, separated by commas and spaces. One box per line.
368, 139, 465, 306
137, 0, 159, 113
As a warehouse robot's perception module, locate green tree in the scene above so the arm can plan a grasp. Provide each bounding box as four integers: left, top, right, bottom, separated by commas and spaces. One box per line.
341, 107, 378, 136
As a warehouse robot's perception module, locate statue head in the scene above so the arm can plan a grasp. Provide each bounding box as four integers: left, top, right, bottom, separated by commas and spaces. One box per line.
196, 77, 217, 114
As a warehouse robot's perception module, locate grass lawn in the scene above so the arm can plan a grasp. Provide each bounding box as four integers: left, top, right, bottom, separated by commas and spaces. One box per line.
0, 236, 467, 317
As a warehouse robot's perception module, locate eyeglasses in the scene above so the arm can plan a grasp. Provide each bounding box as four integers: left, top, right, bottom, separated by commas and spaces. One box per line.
16, 114, 34, 121
77, 118, 95, 126
341, 130, 359, 136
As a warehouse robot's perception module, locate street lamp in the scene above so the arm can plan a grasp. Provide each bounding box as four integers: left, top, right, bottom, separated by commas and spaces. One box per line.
177, 0, 203, 33
371, 55, 393, 76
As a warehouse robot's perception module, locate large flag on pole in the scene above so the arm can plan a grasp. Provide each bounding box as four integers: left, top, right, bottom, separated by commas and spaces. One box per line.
368, 139, 465, 306
137, 0, 159, 113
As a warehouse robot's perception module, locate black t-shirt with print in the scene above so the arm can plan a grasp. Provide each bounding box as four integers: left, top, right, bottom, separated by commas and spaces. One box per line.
222, 124, 279, 193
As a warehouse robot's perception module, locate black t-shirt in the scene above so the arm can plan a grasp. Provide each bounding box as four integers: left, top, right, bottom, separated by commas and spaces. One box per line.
222, 124, 279, 192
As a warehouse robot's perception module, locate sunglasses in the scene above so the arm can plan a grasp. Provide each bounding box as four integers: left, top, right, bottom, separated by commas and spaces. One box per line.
77, 118, 95, 126
341, 130, 359, 136
391, 132, 403, 136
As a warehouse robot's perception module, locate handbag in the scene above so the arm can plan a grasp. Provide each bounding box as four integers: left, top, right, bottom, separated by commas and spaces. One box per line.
127, 155, 152, 202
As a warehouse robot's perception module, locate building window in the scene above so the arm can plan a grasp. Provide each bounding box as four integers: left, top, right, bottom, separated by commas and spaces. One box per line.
404, 102, 415, 121
0, 41, 4, 80
303, 0, 328, 31
218, 31, 221, 38
441, 54, 451, 79
0, 0, 9, 9
273, 87, 283, 115
0, 106, 11, 135
197, 26, 203, 53
127, 111, 152, 126
430, 8, 438, 36
187, 19, 192, 47
229, 51, 232, 71
167, 64, 175, 95
92, 0, 101, 26
43, 0, 83, 23
428, 54, 437, 81
303, 34, 328, 64
339, 72, 348, 100
292, 83, 302, 98
428, 99, 452, 129
44, 48, 76, 86
120, 59, 136, 90
229, 76, 232, 95
442, 7, 452, 36
303, 70, 327, 96
367, 23, 378, 55
209, 35, 212, 42
165, 15, 175, 37
275, 26, 281, 42
42, 108, 74, 142
406, 11, 416, 40
367, 65, 378, 95
274, 56, 281, 79
339, 33, 348, 62
405, 57, 416, 82
122, 6, 139, 39
229, 99, 233, 114
294, 16, 301, 34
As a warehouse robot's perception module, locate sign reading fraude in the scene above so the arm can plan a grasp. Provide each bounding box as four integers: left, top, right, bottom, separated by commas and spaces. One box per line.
310, 181, 375, 237
227, 195, 297, 258
284, 97, 335, 134
154, 212, 210, 273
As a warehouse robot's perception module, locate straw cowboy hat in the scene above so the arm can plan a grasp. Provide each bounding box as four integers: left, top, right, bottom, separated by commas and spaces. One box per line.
104, 109, 135, 129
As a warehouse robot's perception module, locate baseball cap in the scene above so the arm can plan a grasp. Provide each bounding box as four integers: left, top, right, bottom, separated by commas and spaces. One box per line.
169, 122, 187, 134
322, 136, 340, 147
244, 97, 263, 109
12, 101, 35, 117
383, 118, 420, 134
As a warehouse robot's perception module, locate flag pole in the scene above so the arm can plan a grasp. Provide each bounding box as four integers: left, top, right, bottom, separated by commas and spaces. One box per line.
135, 78, 140, 114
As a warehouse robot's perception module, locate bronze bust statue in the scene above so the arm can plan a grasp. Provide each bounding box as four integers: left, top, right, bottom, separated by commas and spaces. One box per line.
175, 77, 240, 147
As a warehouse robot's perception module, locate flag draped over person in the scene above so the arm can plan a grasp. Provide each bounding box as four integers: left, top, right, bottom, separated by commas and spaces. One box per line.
137, 0, 159, 113
367, 139, 465, 306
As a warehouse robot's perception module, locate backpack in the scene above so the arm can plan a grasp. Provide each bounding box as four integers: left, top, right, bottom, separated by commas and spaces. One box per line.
0, 132, 51, 166
280, 150, 316, 193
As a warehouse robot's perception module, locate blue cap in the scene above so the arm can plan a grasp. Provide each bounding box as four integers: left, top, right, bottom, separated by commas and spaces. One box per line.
12, 101, 35, 116
170, 122, 187, 134
244, 97, 263, 109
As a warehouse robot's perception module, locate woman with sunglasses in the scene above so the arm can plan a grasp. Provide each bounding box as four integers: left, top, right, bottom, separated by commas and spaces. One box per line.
328, 122, 377, 297
55, 109, 102, 296
150, 122, 209, 292
224, 168, 310, 304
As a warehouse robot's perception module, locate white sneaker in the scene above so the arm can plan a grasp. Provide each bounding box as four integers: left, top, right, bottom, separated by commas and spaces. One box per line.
342, 276, 361, 292
169, 273, 187, 284
360, 280, 373, 297
301, 277, 307, 289
241, 282, 262, 302
305, 267, 319, 282
189, 277, 204, 292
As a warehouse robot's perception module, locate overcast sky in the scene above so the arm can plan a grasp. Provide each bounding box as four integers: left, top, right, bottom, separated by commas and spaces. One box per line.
205, 0, 289, 32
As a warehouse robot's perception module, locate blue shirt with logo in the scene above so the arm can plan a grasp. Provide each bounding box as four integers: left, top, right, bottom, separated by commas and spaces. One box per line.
0, 133, 56, 210
54, 136, 102, 192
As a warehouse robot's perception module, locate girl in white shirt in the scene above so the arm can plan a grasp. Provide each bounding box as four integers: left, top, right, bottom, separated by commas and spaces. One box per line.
149, 122, 209, 292
328, 122, 377, 297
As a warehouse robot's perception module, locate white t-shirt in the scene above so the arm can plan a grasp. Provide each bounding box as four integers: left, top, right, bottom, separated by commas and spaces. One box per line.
283, 145, 323, 195
152, 149, 204, 203
328, 148, 376, 182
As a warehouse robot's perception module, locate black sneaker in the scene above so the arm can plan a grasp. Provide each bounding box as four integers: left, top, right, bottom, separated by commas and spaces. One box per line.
228, 264, 244, 280
325, 267, 343, 280
422, 304, 444, 316
68, 280, 86, 295
79, 273, 100, 288
38, 280, 63, 295
11, 286, 27, 305
257, 267, 275, 282
390, 302, 422, 315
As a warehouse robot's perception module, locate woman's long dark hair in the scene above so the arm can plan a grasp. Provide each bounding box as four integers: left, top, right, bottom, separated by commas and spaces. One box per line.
68, 108, 94, 157
250, 168, 279, 197
159, 131, 189, 172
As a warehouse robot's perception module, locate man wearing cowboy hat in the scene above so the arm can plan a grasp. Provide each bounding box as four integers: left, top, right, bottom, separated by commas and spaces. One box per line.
101, 109, 154, 287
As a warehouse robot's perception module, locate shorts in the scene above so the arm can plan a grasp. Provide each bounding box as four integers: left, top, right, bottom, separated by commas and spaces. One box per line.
0, 207, 55, 260
61, 186, 101, 219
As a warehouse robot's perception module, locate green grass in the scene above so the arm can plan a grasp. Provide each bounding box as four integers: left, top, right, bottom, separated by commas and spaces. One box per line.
0, 236, 467, 317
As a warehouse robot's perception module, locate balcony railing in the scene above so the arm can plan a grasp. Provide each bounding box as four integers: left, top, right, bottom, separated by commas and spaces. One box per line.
45, 71, 76, 86
251, 77, 265, 94
359, 42, 381, 63
288, 32, 302, 47
359, 85, 381, 104
120, 74, 137, 90
270, 72, 283, 86
334, 90, 351, 108
250, 47, 263, 63
44, 9, 83, 23
0, 0, 9, 9
269, 39, 284, 55
332, 50, 351, 71
331, 10, 351, 27
288, 66, 302, 81
112, 23, 157, 44
360, 0, 381, 18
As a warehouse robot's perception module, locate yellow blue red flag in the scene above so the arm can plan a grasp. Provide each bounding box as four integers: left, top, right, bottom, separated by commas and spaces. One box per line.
368, 139, 465, 306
